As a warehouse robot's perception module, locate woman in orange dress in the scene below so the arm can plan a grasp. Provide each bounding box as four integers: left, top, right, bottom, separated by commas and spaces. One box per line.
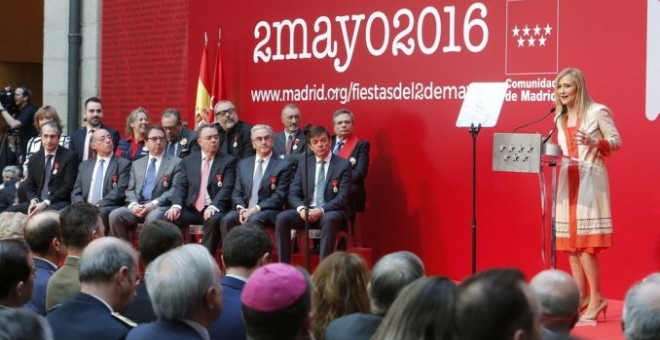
554, 68, 621, 322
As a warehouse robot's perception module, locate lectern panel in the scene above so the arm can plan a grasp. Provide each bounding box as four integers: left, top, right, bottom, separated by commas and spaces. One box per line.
493, 133, 542, 173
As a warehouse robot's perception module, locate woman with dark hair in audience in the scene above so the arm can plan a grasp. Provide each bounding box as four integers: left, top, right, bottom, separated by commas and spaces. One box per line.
311, 251, 370, 340
372, 276, 456, 340
116, 107, 149, 161
22, 106, 70, 177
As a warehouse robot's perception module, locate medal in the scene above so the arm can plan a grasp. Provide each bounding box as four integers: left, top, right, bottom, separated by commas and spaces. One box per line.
162, 175, 169, 188
270, 176, 277, 190
52, 162, 59, 175
332, 179, 338, 193
232, 135, 238, 148
112, 175, 118, 188
216, 174, 223, 187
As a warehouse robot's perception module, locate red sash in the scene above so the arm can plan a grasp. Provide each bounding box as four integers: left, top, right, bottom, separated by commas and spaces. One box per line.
336, 135, 358, 159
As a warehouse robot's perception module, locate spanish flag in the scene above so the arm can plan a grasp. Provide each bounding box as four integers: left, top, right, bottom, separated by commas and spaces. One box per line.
194, 33, 211, 125
210, 31, 225, 122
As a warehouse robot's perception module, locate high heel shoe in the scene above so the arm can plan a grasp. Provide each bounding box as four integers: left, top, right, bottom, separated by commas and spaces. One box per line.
578, 295, 590, 313
580, 300, 608, 323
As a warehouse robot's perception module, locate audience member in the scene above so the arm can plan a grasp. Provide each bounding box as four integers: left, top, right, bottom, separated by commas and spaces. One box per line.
22, 106, 70, 178
209, 224, 273, 340
9, 121, 79, 215
220, 124, 292, 239
124, 220, 183, 323
622, 273, 660, 340
452, 268, 542, 340
72, 128, 131, 231
45, 203, 104, 310
0, 308, 53, 340
0, 212, 28, 240
70, 97, 120, 162
47, 237, 139, 340
116, 107, 150, 161
530, 270, 581, 339
325, 251, 425, 340
275, 125, 352, 263
162, 108, 197, 158
109, 125, 182, 241
0, 239, 34, 308
213, 100, 255, 159
311, 251, 370, 340
0, 166, 20, 211
164, 123, 237, 254
0, 85, 38, 161
372, 276, 455, 340
24, 211, 67, 315
126, 244, 222, 339
241, 263, 312, 340
273, 103, 306, 166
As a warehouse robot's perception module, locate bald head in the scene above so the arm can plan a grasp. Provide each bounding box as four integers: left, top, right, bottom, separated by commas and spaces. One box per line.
530, 270, 579, 334
24, 211, 62, 257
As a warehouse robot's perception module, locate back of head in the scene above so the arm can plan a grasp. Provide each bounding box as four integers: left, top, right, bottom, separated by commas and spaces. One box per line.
241, 263, 311, 340
370, 251, 425, 315
453, 268, 539, 340
372, 276, 456, 340
138, 220, 183, 266
0, 240, 32, 303
222, 224, 272, 269
24, 211, 61, 256
529, 270, 579, 334
0, 212, 28, 241
146, 244, 220, 320
59, 203, 102, 250
623, 275, 660, 340
79, 237, 137, 284
312, 252, 370, 339
0, 308, 53, 340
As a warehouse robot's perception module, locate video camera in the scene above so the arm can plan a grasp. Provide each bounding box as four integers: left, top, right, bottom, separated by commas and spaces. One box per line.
0, 87, 17, 115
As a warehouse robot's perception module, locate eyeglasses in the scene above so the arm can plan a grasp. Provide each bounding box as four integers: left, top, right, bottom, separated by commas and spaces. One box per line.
215, 108, 236, 117
147, 136, 165, 142
252, 135, 273, 142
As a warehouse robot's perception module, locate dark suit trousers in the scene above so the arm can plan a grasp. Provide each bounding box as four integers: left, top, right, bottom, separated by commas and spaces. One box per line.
275, 209, 345, 263
172, 207, 223, 255
220, 210, 279, 240
7, 201, 69, 214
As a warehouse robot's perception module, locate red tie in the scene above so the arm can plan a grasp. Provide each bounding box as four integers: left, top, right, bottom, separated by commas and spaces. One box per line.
195, 157, 211, 212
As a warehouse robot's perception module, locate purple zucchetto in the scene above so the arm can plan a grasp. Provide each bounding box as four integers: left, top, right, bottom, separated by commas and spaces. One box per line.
241, 263, 307, 312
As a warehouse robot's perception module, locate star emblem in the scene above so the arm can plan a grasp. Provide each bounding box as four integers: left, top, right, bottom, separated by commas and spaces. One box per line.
544, 24, 553, 35
512, 25, 520, 37
523, 25, 531, 36
533, 24, 542, 36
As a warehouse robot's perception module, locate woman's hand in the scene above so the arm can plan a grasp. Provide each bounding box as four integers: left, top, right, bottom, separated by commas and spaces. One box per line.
575, 129, 598, 147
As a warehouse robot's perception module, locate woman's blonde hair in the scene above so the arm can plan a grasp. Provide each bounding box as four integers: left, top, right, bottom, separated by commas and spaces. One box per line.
124, 107, 149, 137
554, 68, 593, 119
33, 106, 62, 131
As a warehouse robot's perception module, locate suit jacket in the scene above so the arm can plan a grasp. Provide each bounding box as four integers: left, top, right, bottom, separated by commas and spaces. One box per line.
70, 126, 121, 160
289, 154, 352, 216
165, 128, 198, 158
232, 155, 292, 211
172, 150, 237, 213
273, 130, 307, 165
117, 138, 149, 161
24, 257, 57, 315
24, 147, 79, 204
127, 318, 205, 340
46, 256, 80, 311
217, 120, 255, 159
331, 137, 370, 212
72, 155, 131, 206
47, 292, 134, 340
208, 276, 247, 340
124, 280, 156, 324
125, 154, 182, 206
325, 313, 384, 340
0, 178, 17, 211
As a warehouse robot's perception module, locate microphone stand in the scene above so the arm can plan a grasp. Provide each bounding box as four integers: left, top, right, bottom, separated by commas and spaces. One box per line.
301, 124, 311, 271
469, 123, 481, 274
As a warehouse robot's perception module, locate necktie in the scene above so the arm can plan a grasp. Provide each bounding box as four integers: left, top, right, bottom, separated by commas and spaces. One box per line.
89, 159, 105, 203
285, 134, 293, 155
195, 157, 211, 212
167, 141, 175, 156
333, 141, 344, 154
41, 155, 53, 200
87, 129, 95, 160
141, 158, 157, 202
316, 160, 326, 207
249, 159, 264, 208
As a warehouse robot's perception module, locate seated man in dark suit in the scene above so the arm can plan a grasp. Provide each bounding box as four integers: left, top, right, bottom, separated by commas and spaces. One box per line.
0, 165, 20, 212
275, 125, 352, 263
331, 109, 370, 225
213, 100, 255, 159
47, 237, 139, 340
8, 121, 79, 215
164, 123, 237, 255
69, 97, 120, 162
209, 224, 273, 340
530, 270, 582, 340
24, 211, 67, 315
161, 108, 197, 158
72, 129, 130, 232
109, 126, 182, 242
326, 251, 425, 340
273, 103, 307, 166
124, 220, 183, 324
126, 244, 222, 339
0, 239, 35, 309
220, 124, 292, 239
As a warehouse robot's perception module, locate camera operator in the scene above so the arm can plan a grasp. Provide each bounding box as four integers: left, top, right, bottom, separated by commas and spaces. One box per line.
0, 85, 39, 164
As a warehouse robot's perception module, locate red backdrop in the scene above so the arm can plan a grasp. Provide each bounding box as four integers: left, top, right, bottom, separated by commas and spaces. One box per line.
102, 0, 659, 298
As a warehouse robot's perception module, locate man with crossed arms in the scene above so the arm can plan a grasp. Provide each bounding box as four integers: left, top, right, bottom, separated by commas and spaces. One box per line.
220, 124, 293, 239
109, 126, 182, 241
165, 123, 237, 255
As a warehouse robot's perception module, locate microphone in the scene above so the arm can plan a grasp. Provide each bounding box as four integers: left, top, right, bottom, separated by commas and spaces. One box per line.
512, 107, 556, 133
542, 107, 566, 144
